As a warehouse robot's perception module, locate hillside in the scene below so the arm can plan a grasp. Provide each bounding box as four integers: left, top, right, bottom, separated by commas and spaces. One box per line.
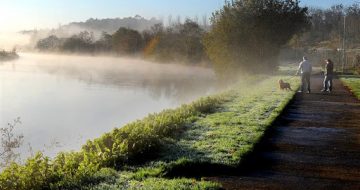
20, 15, 162, 43
61, 15, 161, 34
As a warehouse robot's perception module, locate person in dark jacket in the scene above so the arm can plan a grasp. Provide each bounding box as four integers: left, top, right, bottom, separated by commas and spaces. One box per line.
321, 59, 334, 92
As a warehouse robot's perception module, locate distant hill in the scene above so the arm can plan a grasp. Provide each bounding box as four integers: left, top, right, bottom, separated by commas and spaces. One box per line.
18, 15, 162, 49
20, 15, 162, 40
60, 15, 161, 34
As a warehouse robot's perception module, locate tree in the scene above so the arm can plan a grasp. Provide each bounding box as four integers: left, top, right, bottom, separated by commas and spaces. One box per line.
112, 27, 143, 54
345, 4, 360, 47
94, 32, 113, 52
145, 20, 206, 63
61, 31, 95, 53
204, 0, 310, 79
180, 19, 206, 63
36, 35, 62, 51
298, 5, 344, 48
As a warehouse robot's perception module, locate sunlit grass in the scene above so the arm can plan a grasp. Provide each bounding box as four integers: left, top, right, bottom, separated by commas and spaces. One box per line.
340, 75, 360, 99
159, 76, 299, 166
87, 175, 219, 190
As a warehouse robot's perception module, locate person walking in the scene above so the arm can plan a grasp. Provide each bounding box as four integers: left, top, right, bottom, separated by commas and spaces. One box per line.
321, 59, 334, 93
296, 56, 312, 93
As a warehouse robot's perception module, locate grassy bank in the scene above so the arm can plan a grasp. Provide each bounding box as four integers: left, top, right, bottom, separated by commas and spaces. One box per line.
0, 73, 299, 190
340, 75, 360, 99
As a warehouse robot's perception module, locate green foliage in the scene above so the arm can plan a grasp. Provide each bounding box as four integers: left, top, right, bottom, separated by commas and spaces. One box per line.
204, 0, 310, 78
81, 95, 223, 168
0, 153, 51, 190
94, 32, 113, 52
148, 20, 206, 63
341, 75, 360, 99
36, 35, 62, 51
112, 27, 143, 54
295, 4, 360, 48
87, 176, 220, 190
125, 178, 220, 190
36, 32, 96, 53
62, 31, 95, 53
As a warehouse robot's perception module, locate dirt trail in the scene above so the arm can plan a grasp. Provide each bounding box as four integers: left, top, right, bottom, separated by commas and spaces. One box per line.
208, 75, 360, 189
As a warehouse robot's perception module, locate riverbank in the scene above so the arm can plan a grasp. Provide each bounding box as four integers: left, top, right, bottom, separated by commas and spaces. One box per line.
0, 70, 300, 189
0, 50, 19, 62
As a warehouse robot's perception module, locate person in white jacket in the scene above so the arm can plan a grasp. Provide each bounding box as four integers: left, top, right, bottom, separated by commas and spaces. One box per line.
296, 56, 312, 93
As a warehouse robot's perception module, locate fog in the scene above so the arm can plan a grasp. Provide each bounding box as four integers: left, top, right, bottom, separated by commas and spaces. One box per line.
0, 53, 216, 158
0, 32, 31, 50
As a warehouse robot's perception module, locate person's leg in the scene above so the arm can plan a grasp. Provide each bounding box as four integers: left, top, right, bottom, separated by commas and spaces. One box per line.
328, 75, 333, 92
323, 76, 328, 91
300, 74, 306, 92
306, 73, 311, 93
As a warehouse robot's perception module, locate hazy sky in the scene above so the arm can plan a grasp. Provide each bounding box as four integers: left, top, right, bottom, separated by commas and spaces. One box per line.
0, 0, 357, 32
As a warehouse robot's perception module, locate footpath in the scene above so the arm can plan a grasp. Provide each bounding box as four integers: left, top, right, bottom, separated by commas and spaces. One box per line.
208, 75, 360, 189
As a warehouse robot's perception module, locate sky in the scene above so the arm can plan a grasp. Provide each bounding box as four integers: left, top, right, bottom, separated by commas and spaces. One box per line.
0, 0, 358, 32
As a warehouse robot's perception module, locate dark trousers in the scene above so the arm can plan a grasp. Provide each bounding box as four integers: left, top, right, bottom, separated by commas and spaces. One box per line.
323, 75, 333, 91
301, 72, 311, 92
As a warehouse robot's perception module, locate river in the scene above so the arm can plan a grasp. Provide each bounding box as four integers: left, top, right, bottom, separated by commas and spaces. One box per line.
0, 53, 216, 158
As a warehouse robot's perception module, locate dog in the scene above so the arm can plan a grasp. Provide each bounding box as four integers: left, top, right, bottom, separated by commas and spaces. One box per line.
278, 79, 292, 90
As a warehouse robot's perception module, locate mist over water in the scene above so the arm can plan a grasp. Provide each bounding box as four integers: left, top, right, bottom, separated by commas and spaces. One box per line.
0, 53, 216, 158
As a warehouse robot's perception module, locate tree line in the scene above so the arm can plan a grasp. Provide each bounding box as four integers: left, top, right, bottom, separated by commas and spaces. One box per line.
36, 0, 360, 78
290, 3, 360, 49
36, 19, 207, 64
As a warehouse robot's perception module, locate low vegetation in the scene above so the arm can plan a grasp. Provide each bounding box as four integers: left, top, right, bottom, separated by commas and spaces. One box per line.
0, 50, 19, 62
341, 75, 360, 99
0, 69, 300, 189
0, 117, 23, 168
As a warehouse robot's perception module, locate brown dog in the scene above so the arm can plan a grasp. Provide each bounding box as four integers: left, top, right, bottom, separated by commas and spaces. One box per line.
279, 79, 292, 90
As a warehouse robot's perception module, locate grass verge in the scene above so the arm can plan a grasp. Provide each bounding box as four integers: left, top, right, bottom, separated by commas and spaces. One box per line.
340, 75, 360, 99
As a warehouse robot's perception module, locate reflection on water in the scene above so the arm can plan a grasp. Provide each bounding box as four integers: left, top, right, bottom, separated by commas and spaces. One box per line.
0, 53, 216, 158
